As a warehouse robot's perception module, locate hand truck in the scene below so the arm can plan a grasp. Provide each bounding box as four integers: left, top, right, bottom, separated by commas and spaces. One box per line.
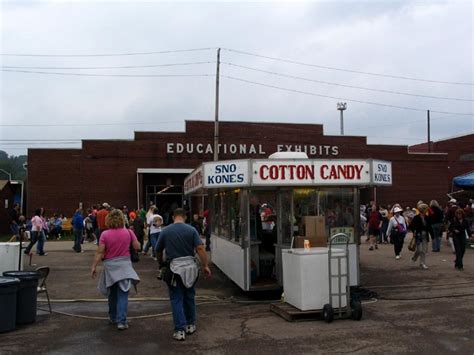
322, 233, 362, 323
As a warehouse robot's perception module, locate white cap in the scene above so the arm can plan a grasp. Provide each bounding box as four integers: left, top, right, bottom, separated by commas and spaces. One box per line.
449, 198, 457, 203
394, 207, 403, 213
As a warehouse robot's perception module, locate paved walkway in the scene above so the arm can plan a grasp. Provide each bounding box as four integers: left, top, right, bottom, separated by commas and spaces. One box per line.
1, 239, 473, 354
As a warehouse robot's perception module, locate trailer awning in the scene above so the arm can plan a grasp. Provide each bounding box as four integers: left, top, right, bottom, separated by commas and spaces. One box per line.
453, 171, 474, 190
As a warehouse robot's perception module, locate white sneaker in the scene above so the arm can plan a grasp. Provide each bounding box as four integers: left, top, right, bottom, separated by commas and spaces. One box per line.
395, 255, 400, 260
117, 323, 129, 330
185, 324, 196, 334
173, 330, 186, 341
420, 263, 428, 270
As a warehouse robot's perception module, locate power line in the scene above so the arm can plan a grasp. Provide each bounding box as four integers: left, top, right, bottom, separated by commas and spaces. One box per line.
0, 139, 81, 142
222, 62, 473, 102
0, 142, 81, 145
1, 61, 214, 70
223, 75, 474, 117
222, 48, 474, 86
0, 47, 216, 57
350, 114, 466, 132
1, 69, 214, 78
0, 120, 180, 127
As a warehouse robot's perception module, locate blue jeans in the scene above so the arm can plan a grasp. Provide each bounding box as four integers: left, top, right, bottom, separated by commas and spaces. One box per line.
144, 232, 160, 257
73, 228, 83, 252
37, 230, 46, 254
431, 223, 443, 251
108, 283, 129, 325
168, 281, 196, 332
25, 231, 45, 254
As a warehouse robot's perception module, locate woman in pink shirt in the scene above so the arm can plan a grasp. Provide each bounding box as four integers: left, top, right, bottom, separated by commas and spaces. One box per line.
91, 209, 140, 330
24, 208, 47, 255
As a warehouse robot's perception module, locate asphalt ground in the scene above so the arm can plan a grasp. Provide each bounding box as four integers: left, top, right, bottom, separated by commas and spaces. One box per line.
1, 235, 473, 354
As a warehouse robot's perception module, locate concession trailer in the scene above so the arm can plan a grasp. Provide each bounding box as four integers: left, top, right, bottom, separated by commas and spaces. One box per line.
184, 152, 392, 291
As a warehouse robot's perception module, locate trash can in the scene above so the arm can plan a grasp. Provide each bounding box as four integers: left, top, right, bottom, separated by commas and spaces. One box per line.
3, 271, 40, 324
0, 277, 21, 332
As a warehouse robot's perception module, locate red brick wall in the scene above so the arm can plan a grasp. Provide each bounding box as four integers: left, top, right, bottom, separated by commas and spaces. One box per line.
410, 134, 474, 186
27, 121, 463, 216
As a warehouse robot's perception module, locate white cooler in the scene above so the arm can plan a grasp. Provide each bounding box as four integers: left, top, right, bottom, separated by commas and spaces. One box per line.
0, 243, 23, 274
282, 247, 347, 311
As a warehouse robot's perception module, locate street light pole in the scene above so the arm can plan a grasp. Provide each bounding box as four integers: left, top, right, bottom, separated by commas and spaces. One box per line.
0, 168, 12, 181
337, 102, 347, 135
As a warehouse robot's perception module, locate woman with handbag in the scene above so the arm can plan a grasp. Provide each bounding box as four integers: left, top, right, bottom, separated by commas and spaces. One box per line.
410, 203, 431, 270
91, 209, 140, 330
428, 200, 444, 252
448, 208, 471, 270
386, 206, 407, 260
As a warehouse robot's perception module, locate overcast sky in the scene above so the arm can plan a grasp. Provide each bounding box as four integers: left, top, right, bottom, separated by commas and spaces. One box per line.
1, 0, 473, 156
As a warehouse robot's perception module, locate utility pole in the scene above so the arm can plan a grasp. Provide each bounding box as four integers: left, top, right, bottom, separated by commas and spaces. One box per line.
427, 110, 431, 153
213, 48, 221, 161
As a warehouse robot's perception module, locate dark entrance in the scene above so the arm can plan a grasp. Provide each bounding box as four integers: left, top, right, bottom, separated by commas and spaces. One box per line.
141, 173, 188, 225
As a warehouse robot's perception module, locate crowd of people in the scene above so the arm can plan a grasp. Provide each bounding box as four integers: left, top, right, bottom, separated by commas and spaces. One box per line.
360, 198, 473, 270
8, 202, 211, 340
6, 197, 472, 340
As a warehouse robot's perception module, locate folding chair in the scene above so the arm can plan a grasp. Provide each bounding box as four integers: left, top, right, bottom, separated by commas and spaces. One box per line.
36, 266, 52, 313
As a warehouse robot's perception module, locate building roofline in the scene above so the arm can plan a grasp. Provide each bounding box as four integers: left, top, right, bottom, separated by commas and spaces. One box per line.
410, 132, 474, 147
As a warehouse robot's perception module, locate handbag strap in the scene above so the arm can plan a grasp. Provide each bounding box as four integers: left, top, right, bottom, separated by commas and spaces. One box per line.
394, 216, 400, 227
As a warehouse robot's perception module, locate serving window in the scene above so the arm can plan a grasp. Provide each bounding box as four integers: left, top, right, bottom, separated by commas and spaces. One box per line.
293, 187, 356, 241
211, 189, 245, 244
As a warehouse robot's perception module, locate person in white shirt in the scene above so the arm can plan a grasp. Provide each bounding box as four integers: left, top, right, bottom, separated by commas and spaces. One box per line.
24, 208, 47, 256
386, 206, 407, 260
143, 207, 163, 260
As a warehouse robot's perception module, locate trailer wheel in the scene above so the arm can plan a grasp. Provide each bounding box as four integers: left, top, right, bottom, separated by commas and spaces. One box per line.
350, 300, 363, 321
323, 304, 334, 323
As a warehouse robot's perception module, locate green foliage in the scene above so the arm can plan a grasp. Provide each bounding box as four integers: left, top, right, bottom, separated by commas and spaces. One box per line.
0, 150, 27, 181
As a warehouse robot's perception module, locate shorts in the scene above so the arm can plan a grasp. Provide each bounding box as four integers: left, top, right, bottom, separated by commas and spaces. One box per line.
368, 227, 380, 236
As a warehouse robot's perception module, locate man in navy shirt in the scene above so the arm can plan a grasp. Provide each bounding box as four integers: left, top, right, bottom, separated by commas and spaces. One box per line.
156, 208, 211, 341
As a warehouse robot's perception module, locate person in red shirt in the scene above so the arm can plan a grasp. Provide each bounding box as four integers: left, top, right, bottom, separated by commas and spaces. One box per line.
96, 203, 110, 244
368, 204, 382, 251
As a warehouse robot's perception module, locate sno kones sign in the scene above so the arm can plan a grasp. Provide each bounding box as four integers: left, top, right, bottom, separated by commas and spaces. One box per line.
184, 159, 392, 191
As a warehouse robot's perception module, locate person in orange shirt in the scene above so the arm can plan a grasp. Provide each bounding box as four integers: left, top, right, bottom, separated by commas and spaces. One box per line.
96, 203, 111, 244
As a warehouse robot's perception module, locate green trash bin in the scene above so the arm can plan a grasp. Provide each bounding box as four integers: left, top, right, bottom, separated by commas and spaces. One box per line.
0, 277, 21, 332
3, 271, 40, 324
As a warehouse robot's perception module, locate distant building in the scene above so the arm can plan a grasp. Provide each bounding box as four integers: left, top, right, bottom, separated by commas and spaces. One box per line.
26, 121, 472, 216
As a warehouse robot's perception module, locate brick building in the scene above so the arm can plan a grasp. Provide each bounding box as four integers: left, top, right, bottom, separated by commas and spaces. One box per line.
26, 121, 472, 217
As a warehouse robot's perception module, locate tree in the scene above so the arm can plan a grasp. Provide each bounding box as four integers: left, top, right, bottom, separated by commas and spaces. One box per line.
0, 150, 27, 181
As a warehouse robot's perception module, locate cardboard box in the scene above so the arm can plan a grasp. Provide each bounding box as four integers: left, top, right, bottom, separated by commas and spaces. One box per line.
315, 216, 325, 237
294, 235, 327, 248
302, 216, 326, 239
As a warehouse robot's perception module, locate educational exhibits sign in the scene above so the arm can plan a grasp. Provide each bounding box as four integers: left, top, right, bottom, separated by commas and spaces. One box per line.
166, 143, 340, 157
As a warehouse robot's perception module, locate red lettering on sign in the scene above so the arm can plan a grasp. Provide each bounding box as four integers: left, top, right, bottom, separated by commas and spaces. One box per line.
354, 165, 363, 179
260, 164, 314, 181
270, 165, 278, 180
320, 164, 364, 180
321, 165, 329, 180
